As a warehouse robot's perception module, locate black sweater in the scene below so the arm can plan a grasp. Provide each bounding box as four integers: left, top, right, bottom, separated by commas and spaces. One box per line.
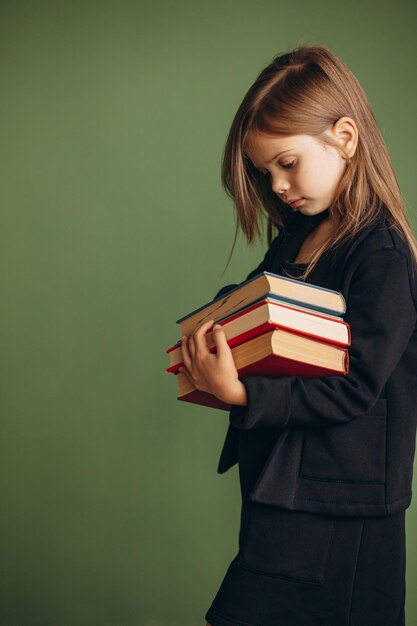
214, 209, 417, 516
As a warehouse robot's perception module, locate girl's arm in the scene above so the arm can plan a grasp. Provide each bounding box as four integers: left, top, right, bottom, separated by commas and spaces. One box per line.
229, 247, 417, 430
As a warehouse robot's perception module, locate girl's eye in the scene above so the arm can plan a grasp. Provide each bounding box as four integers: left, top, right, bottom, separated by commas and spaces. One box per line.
259, 160, 296, 175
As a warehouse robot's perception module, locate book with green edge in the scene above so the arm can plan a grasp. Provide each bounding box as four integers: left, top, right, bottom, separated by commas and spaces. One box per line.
176, 270, 346, 337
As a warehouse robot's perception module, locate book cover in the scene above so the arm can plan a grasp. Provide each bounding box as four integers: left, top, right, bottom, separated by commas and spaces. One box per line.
176, 271, 346, 337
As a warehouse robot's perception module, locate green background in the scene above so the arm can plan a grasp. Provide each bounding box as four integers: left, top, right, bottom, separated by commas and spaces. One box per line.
0, 1, 416, 625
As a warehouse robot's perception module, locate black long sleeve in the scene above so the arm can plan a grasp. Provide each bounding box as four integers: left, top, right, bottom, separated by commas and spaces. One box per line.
229, 248, 417, 430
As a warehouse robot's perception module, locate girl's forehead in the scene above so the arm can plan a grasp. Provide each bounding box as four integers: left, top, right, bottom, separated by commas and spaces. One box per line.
244, 132, 308, 161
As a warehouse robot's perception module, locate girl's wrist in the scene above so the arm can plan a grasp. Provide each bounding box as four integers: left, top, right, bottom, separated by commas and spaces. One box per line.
220, 380, 248, 406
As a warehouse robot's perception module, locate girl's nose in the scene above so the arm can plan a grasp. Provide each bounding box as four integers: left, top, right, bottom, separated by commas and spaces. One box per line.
271, 174, 290, 196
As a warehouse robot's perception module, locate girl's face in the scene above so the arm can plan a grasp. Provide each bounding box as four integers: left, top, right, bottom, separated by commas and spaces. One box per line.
245, 131, 348, 216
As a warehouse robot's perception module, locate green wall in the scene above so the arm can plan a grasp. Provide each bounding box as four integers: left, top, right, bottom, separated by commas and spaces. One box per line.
0, 1, 416, 624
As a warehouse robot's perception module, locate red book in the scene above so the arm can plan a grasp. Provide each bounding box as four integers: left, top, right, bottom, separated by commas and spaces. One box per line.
174, 327, 349, 411
166, 297, 351, 374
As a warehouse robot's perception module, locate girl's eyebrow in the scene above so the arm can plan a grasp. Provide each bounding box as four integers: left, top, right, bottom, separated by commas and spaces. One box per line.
249, 148, 295, 169
265, 148, 295, 164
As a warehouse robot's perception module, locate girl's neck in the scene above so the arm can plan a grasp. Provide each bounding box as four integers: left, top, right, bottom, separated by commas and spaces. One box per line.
293, 210, 341, 264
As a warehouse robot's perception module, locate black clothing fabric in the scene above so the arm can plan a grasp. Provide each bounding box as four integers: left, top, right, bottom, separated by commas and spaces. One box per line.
204, 229, 410, 625
204, 505, 406, 626
205, 428, 407, 625
214, 209, 417, 517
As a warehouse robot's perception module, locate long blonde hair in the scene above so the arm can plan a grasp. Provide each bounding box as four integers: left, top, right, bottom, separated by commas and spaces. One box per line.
220, 43, 417, 281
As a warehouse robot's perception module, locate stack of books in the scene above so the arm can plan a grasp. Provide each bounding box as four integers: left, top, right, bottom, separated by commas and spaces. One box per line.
165, 271, 351, 411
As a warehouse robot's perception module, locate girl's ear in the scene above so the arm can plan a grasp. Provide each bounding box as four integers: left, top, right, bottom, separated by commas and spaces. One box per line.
333, 116, 358, 158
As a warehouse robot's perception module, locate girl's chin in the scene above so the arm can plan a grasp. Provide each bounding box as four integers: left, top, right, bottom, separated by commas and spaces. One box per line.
299, 205, 330, 215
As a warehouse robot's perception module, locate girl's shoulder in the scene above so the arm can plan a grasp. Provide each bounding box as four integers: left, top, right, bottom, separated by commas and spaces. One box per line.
347, 213, 412, 265
343, 213, 417, 311
277, 207, 414, 273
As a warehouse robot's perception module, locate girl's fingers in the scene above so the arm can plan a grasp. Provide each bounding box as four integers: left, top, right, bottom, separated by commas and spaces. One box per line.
181, 320, 215, 378
179, 338, 193, 381
192, 319, 214, 356
181, 334, 192, 370
179, 365, 193, 383
212, 323, 228, 356
188, 332, 196, 357
182, 332, 198, 370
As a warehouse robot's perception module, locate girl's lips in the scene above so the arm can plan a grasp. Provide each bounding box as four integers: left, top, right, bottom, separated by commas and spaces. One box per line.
289, 198, 304, 208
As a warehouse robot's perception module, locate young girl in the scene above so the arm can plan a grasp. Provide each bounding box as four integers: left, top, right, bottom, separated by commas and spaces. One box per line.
178, 44, 417, 626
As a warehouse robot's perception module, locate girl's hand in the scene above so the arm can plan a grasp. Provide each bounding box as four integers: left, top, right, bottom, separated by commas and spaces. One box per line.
178, 320, 247, 406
